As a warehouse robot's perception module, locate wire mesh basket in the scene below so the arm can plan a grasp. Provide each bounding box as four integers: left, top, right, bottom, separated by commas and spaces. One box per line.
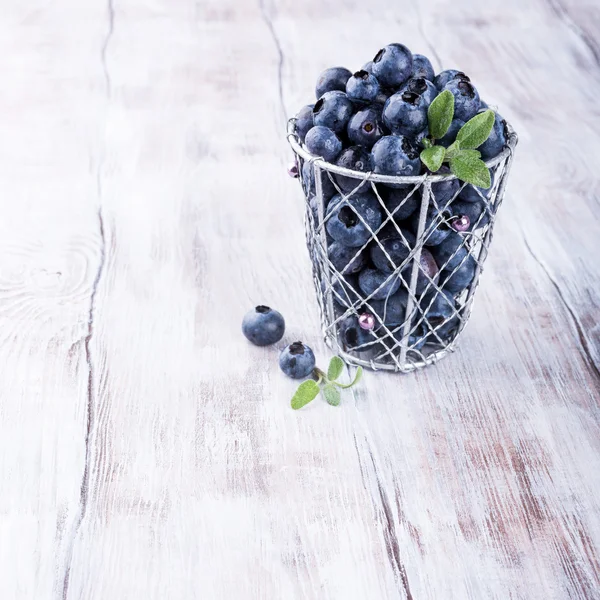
287, 119, 518, 373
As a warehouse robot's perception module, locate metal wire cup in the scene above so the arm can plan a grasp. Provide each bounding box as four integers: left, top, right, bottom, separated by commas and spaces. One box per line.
287, 119, 518, 373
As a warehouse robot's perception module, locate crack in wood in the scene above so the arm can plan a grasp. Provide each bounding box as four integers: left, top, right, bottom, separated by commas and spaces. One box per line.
258, 0, 287, 121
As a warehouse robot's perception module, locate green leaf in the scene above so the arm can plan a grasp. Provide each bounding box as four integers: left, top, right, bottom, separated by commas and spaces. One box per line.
322, 384, 341, 406
459, 149, 481, 159
421, 137, 433, 149
444, 141, 461, 161
427, 90, 455, 139
420, 146, 445, 172
336, 366, 363, 389
291, 380, 320, 410
327, 356, 344, 381
449, 152, 492, 188
456, 110, 495, 149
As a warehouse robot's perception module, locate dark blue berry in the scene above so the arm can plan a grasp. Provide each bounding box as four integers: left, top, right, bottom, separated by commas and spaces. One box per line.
450, 198, 491, 230
370, 135, 421, 179
383, 91, 428, 135
401, 77, 438, 105
295, 104, 314, 142
370, 232, 415, 273
313, 91, 354, 134
346, 70, 381, 105
444, 79, 480, 122
379, 186, 420, 220
479, 112, 507, 160
242, 305, 285, 346
372, 43, 413, 88
358, 268, 401, 300
315, 67, 352, 99
304, 126, 342, 162
279, 342, 316, 379
430, 231, 469, 271
410, 205, 452, 247
370, 290, 409, 326
326, 192, 383, 247
347, 106, 386, 148
334, 146, 372, 194
433, 69, 469, 90
411, 54, 435, 81
328, 241, 367, 275
440, 255, 477, 294
340, 316, 377, 351
438, 119, 465, 147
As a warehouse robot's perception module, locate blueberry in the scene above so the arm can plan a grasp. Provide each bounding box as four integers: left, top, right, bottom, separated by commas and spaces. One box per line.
358, 268, 401, 300
379, 186, 420, 220
370, 289, 409, 326
411, 54, 435, 81
304, 126, 342, 162
295, 104, 314, 142
450, 198, 491, 230
361, 61, 374, 74
413, 127, 431, 148
346, 70, 381, 105
433, 69, 469, 90
479, 112, 507, 160
438, 119, 465, 148
371, 233, 415, 273
315, 67, 352, 99
302, 160, 336, 200
383, 91, 428, 135
440, 255, 477, 294
401, 77, 438, 105
430, 166, 461, 207
371, 135, 421, 180
420, 289, 455, 323
347, 106, 386, 149
410, 205, 452, 246
340, 316, 378, 351
403, 248, 440, 294
330, 274, 363, 310
430, 231, 469, 271
334, 146, 372, 194
444, 79, 480, 122
313, 91, 354, 134
328, 241, 367, 275
242, 305, 285, 346
326, 192, 383, 247
279, 341, 316, 379
372, 43, 413, 88
458, 175, 492, 203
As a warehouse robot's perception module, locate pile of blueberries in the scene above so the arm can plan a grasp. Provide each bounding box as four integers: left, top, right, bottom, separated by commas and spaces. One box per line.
293, 43, 509, 357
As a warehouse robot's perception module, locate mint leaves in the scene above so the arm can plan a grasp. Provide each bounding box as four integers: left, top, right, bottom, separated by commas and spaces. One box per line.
420, 93, 496, 188
290, 356, 363, 410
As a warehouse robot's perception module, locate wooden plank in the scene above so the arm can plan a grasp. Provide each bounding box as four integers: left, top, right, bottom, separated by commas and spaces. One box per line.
0, 2, 106, 598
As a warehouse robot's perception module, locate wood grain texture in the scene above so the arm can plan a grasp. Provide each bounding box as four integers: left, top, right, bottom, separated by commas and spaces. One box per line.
1, 0, 599, 599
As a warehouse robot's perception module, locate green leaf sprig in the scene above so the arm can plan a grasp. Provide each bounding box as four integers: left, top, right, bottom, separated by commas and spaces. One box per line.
290, 356, 362, 410
419, 90, 496, 189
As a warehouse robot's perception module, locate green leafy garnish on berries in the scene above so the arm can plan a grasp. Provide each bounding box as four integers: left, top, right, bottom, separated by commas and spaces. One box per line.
428, 90, 454, 139
420, 146, 445, 172
421, 95, 495, 188
290, 355, 363, 410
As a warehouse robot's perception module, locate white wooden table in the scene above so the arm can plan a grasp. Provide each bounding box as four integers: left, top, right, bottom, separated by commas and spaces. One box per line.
1, 0, 599, 598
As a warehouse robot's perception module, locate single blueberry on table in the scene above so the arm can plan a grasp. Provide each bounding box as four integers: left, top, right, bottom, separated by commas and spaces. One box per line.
431, 231, 469, 271
433, 69, 470, 91
315, 67, 352, 99
328, 241, 366, 275
334, 146, 372, 194
346, 70, 381, 105
372, 43, 413, 88
439, 255, 477, 294
295, 104, 314, 142
313, 91, 354, 134
371, 135, 421, 180
411, 54, 435, 81
242, 305, 285, 346
410, 205, 452, 247
444, 79, 481, 122
279, 342, 316, 379
340, 316, 377, 351
326, 192, 383, 247
370, 289, 409, 326
438, 118, 465, 147
347, 106, 386, 149
479, 112, 507, 160
401, 77, 438, 105
370, 233, 415, 273
450, 198, 491, 230
358, 268, 401, 300
304, 126, 343, 162
383, 91, 428, 136
378, 186, 420, 220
